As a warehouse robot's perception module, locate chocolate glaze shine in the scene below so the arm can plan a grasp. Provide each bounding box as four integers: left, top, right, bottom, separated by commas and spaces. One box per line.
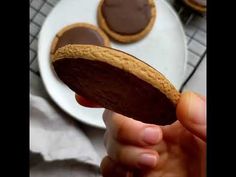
53, 58, 176, 125
53, 27, 104, 53
101, 0, 152, 35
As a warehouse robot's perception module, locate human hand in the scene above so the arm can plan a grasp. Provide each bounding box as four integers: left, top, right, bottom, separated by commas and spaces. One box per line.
100, 91, 206, 177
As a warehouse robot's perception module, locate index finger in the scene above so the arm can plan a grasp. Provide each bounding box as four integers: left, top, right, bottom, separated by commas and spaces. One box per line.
103, 110, 163, 146
75, 94, 101, 108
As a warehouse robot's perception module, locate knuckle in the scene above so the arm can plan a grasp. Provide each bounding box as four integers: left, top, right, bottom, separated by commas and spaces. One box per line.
114, 118, 127, 140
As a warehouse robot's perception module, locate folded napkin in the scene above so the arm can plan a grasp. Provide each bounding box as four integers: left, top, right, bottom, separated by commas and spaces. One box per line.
30, 93, 103, 176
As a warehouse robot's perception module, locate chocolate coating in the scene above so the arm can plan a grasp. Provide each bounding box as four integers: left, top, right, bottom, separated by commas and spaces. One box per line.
53, 58, 176, 125
101, 0, 152, 35
53, 27, 104, 53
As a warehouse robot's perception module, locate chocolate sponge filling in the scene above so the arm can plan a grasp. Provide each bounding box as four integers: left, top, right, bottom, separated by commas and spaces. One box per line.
53, 58, 176, 125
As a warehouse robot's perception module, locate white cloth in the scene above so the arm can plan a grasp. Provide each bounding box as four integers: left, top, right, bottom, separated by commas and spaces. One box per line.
30, 93, 104, 176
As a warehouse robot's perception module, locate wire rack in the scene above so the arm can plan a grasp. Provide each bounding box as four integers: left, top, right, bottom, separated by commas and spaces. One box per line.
30, 0, 206, 90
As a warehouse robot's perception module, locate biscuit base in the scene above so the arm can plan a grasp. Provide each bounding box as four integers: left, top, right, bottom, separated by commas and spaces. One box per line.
52, 44, 181, 125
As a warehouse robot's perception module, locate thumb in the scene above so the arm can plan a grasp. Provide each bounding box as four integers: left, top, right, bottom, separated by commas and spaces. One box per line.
176, 91, 206, 142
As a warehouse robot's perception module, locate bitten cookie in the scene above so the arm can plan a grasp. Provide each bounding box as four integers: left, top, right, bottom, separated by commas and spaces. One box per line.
97, 0, 156, 43
50, 23, 110, 58
52, 44, 180, 125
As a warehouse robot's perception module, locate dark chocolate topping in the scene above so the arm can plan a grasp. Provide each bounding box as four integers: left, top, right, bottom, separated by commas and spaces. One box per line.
53, 27, 104, 53
53, 58, 176, 125
101, 0, 152, 35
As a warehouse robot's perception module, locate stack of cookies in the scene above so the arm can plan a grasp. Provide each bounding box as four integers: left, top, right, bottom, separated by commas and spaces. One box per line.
51, 0, 181, 125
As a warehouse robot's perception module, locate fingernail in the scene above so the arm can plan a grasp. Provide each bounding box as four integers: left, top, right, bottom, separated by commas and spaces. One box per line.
138, 153, 157, 168
142, 127, 161, 145
187, 92, 206, 124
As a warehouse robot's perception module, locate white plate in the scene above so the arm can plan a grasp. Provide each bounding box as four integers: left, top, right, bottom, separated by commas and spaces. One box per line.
38, 0, 187, 129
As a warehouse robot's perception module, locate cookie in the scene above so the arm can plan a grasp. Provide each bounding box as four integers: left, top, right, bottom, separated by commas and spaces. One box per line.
97, 0, 156, 43
183, 0, 206, 13
52, 44, 180, 125
50, 23, 110, 58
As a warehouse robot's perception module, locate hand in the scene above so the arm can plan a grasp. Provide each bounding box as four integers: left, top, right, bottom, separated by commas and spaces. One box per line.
100, 92, 206, 177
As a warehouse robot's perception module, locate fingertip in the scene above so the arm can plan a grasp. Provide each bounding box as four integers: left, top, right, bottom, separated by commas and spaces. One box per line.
105, 135, 159, 170
177, 91, 206, 124
137, 152, 159, 169
176, 91, 192, 122
141, 126, 163, 145
103, 110, 163, 146
75, 94, 101, 107
176, 91, 206, 141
